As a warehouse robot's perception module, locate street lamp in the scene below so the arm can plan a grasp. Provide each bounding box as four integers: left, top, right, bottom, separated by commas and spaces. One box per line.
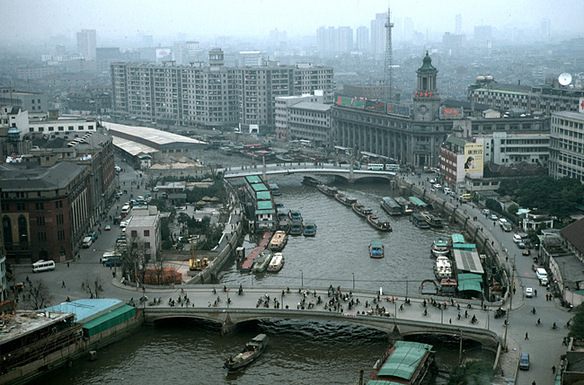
227, 288, 230, 309
405, 276, 409, 300
352, 273, 355, 290
300, 269, 304, 288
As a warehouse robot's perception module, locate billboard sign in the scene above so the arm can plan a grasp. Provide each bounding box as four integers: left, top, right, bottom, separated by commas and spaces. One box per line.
579, 97, 584, 113
463, 143, 484, 176
336, 96, 365, 109
440, 106, 464, 119
387, 103, 411, 117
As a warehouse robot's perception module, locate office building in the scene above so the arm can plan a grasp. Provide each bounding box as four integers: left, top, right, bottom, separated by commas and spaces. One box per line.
549, 111, 584, 182
76, 29, 96, 60
468, 76, 584, 116
275, 93, 324, 141
370, 12, 386, 58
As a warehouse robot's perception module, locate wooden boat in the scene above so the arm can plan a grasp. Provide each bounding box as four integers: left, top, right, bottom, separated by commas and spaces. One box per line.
240, 232, 272, 272
335, 193, 358, 207
422, 211, 443, 228
302, 176, 321, 186
316, 184, 338, 197
352, 202, 373, 218
369, 239, 384, 258
367, 214, 392, 232
289, 221, 303, 236
410, 213, 430, 229
267, 252, 285, 272
303, 221, 317, 236
380, 196, 403, 216
252, 249, 273, 273
268, 230, 287, 251
224, 334, 269, 370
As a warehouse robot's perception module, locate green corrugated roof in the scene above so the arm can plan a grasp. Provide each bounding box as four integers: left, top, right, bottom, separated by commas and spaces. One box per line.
245, 175, 262, 184
251, 183, 268, 192
377, 341, 433, 380
256, 191, 272, 200
409, 196, 428, 207
457, 273, 483, 292
257, 200, 274, 210
452, 243, 476, 251
451, 234, 465, 244
82, 305, 136, 337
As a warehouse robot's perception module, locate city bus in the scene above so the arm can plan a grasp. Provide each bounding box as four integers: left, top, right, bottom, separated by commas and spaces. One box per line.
32, 260, 56, 273
367, 164, 385, 171
384, 163, 400, 172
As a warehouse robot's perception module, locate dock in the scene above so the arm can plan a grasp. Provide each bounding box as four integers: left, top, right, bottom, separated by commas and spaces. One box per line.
240, 232, 272, 272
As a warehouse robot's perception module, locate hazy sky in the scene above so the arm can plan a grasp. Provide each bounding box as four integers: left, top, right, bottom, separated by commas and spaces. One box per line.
4, 0, 584, 44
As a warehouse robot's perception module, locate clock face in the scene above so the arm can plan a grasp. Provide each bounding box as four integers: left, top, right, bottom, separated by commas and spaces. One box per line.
418, 105, 428, 115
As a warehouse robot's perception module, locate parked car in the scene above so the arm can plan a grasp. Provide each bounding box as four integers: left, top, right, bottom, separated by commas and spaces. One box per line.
525, 287, 533, 298
433, 183, 442, 189
88, 231, 98, 241
489, 214, 498, 221
482, 209, 490, 215
522, 249, 531, 256
517, 242, 526, 249
532, 264, 540, 272
519, 353, 530, 370
104, 225, 111, 231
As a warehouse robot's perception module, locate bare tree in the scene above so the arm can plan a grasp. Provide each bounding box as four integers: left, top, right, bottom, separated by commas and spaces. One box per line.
124, 232, 147, 285
151, 248, 166, 286
81, 275, 104, 299
24, 280, 53, 309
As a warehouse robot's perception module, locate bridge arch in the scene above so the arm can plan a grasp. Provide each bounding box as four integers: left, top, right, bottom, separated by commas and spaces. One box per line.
144, 308, 499, 352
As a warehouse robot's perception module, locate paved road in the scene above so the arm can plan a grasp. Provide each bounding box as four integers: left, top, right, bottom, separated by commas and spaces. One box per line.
412, 173, 570, 385
12, 164, 570, 385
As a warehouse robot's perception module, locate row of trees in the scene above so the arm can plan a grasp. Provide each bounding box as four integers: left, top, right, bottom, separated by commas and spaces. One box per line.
497, 176, 584, 219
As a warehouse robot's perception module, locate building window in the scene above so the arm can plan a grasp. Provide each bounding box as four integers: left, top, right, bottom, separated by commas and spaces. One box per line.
57, 229, 65, 240
36, 217, 45, 226
16, 203, 25, 211
144, 230, 150, 237
1, 202, 9, 211
55, 200, 63, 209
3, 216, 13, 244
131, 230, 138, 238
144, 242, 151, 248
35, 202, 44, 210
37, 232, 47, 242
18, 215, 28, 244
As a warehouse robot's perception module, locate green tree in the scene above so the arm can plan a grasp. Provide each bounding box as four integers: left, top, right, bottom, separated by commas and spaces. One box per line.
507, 204, 518, 216
485, 198, 502, 214
448, 360, 495, 385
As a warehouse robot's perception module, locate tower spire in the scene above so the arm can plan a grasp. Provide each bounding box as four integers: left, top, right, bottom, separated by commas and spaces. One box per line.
383, 5, 394, 102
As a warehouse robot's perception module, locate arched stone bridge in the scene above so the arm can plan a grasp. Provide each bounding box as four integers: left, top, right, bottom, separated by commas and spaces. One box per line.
218, 163, 396, 183
143, 299, 501, 352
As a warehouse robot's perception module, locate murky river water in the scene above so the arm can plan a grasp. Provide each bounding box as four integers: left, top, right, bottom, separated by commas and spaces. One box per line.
37, 153, 493, 385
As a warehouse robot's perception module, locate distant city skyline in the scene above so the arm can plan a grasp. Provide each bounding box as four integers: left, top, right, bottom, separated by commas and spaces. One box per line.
3, 0, 584, 47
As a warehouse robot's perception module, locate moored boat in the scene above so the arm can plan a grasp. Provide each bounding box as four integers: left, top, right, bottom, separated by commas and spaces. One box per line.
367, 214, 392, 232
224, 334, 269, 370
352, 202, 373, 218
369, 239, 384, 258
268, 230, 287, 251
422, 211, 443, 228
380, 196, 403, 216
288, 209, 303, 223
240, 232, 272, 272
268, 183, 281, 196
303, 221, 317, 236
411, 212, 430, 229
394, 197, 413, 215
334, 193, 358, 207
252, 249, 273, 273
316, 184, 338, 197
434, 256, 452, 279
431, 237, 450, 257
267, 252, 285, 272
369, 341, 435, 384
289, 221, 303, 236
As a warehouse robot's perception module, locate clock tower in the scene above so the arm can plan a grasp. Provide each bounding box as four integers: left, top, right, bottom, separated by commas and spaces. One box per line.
413, 51, 440, 121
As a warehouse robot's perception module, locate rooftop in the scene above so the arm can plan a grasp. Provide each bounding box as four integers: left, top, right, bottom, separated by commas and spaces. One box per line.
0, 161, 85, 192
290, 102, 332, 112
103, 121, 205, 147
42, 299, 124, 323
561, 218, 584, 256
0, 310, 74, 346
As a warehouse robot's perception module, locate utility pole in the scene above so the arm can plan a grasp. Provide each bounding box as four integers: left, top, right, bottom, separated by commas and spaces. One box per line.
503, 263, 514, 348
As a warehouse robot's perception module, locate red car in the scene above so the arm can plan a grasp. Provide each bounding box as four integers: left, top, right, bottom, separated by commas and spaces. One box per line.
532, 264, 540, 272
522, 249, 531, 256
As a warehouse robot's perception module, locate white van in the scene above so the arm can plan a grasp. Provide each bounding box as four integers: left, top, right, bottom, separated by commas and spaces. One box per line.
32, 260, 56, 273
512, 234, 522, 244
536, 268, 548, 280
82, 236, 93, 248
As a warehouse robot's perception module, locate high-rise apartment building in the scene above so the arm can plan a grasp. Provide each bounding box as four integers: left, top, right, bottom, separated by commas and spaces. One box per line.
355, 26, 369, 52
370, 12, 386, 58
337, 27, 353, 53
111, 50, 334, 130
455, 14, 462, 35
76, 29, 96, 60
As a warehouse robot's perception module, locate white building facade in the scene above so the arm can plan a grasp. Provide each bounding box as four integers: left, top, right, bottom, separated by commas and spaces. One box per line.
549, 111, 584, 182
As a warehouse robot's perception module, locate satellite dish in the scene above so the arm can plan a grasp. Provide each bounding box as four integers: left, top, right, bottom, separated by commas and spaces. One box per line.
558, 73, 572, 86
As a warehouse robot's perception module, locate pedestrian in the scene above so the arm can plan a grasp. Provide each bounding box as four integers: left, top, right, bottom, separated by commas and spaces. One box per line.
552, 365, 556, 374
67, 262, 70, 268
525, 332, 529, 340
61, 281, 66, 288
